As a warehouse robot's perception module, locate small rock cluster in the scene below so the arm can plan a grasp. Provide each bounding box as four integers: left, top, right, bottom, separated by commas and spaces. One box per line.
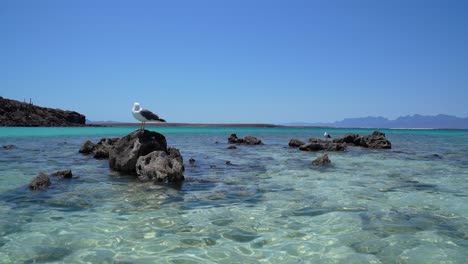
79, 138, 119, 159
332, 131, 392, 149
82, 129, 185, 183
289, 131, 391, 152
29, 170, 73, 190
228, 134, 263, 145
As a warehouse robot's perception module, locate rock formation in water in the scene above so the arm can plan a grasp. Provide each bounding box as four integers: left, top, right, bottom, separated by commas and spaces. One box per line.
80, 129, 185, 183
136, 147, 185, 183
79, 138, 120, 159
228, 134, 263, 145
289, 131, 392, 151
29, 173, 51, 190
0, 97, 86, 127
29, 170, 74, 191
332, 131, 392, 149
312, 154, 331, 166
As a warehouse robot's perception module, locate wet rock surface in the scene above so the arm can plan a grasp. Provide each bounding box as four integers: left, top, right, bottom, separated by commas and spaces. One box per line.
79, 138, 119, 159
290, 131, 391, 152
80, 129, 185, 183
333, 131, 392, 149
312, 154, 331, 166
52, 170, 73, 179
228, 134, 263, 145
109, 130, 168, 174
288, 139, 305, 148
29, 173, 51, 190
136, 147, 185, 183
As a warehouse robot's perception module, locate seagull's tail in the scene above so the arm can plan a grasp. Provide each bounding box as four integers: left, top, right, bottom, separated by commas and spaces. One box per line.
158, 118, 166, 123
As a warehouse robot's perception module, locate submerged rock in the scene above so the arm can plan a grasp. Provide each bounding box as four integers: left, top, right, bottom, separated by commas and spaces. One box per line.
226, 145, 237, 149
109, 130, 167, 174
29, 173, 51, 190
312, 154, 331, 166
52, 170, 73, 179
136, 147, 185, 183
189, 158, 196, 164
228, 134, 263, 145
2, 144, 16, 149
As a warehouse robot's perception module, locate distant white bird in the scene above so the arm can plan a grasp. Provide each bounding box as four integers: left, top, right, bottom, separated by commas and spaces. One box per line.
132, 102, 166, 130
324, 132, 331, 139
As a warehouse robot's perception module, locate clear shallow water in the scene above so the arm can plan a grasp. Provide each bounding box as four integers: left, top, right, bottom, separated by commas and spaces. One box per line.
0, 127, 467, 263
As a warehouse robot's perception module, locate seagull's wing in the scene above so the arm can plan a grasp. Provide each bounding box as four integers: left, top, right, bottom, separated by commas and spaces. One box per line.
140, 109, 166, 122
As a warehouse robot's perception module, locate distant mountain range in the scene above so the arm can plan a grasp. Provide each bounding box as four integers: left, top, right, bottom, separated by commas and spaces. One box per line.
283, 114, 468, 129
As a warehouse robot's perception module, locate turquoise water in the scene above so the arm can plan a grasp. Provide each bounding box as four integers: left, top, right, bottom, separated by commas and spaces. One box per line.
0, 127, 467, 263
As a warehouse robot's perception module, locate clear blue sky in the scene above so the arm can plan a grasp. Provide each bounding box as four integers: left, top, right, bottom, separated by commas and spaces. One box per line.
1, 0, 467, 123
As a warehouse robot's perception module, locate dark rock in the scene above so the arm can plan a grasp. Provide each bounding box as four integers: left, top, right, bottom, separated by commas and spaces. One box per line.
136, 147, 184, 183
357, 131, 392, 149
308, 138, 329, 144
226, 160, 232, 165
332, 134, 360, 144
79, 138, 119, 159
29, 173, 51, 190
2, 144, 16, 149
299, 143, 324, 151
312, 154, 331, 166
228, 134, 263, 145
189, 158, 196, 164
299, 142, 346, 152
226, 145, 237, 149
79, 140, 95, 154
109, 130, 167, 174
210, 165, 217, 168
52, 170, 73, 179
0, 97, 86, 127
288, 139, 305, 148
244, 136, 263, 145
228, 134, 242, 144
332, 131, 391, 149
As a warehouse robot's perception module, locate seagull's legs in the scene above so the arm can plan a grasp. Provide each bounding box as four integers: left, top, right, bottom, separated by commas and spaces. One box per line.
142, 121, 146, 130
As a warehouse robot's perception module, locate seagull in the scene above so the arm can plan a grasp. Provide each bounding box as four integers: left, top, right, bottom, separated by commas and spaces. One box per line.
132, 102, 166, 130
324, 132, 331, 139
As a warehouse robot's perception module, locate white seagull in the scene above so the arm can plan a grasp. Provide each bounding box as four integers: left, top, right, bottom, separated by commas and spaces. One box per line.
324, 132, 331, 139
132, 102, 166, 130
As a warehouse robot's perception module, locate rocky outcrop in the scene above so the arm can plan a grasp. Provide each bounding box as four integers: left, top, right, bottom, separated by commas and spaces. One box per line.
289, 131, 391, 153
52, 170, 73, 179
288, 139, 305, 148
79, 138, 119, 159
29, 173, 51, 190
228, 134, 263, 145
0, 97, 86, 126
80, 129, 185, 183
299, 142, 346, 152
312, 154, 331, 166
333, 131, 391, 149
136, 147, 185, 183
109, 130, 168, 174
